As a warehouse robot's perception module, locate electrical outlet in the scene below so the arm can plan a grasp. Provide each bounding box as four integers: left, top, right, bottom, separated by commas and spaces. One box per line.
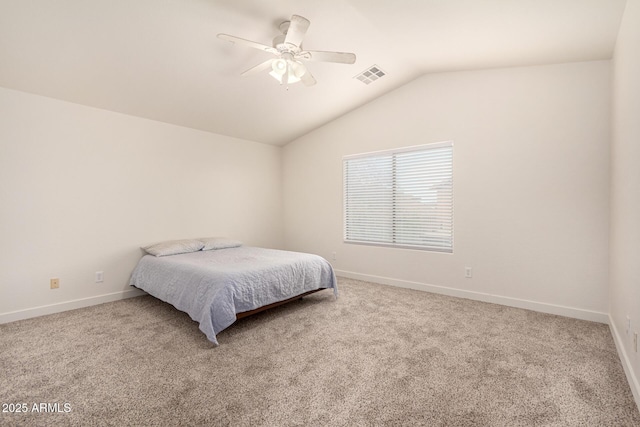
332, 252, 337, 261
50, 278, 59, 289
95, 271, 104, 283
465, 267, 472, 278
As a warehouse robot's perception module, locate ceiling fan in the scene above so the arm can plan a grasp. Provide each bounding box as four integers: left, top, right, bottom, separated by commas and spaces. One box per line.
217, 14, 356, 86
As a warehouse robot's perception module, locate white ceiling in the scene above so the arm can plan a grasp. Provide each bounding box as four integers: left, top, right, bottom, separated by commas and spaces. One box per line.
0, 0, 627, 146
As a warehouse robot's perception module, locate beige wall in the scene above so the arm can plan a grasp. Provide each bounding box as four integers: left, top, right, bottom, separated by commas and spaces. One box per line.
0, 87, 283, 318
284, 61, 611, 320
610, 0, 640, 405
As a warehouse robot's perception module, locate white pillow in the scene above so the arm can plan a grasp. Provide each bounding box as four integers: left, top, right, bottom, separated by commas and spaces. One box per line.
142, 239, 204, 257
199, 237, 243, 251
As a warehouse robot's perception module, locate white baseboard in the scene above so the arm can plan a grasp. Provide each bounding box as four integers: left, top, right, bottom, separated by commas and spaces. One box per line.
335, 269, 609, 324
0, 288, 147, 324
609, 315, 640, 411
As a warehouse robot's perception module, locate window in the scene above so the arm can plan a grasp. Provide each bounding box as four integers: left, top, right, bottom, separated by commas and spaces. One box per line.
343, 141, 453, 253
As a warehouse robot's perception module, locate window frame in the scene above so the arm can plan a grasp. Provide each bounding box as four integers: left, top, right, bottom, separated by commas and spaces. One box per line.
342, 141, 454, 253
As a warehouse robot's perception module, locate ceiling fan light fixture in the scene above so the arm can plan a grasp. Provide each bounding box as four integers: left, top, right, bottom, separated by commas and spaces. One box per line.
269, 58, 306, 85
287, 70, 300, 84
272, 59, 287, 74
287, 60, 306, 84
269, 58, 287, 83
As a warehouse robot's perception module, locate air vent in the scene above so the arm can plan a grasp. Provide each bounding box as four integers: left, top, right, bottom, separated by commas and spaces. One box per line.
354, 65, 386, 85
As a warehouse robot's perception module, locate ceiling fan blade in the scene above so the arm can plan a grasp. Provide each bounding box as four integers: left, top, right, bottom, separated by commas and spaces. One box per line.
241, 59, 274, 77
300, 68, 317, 86
217, 33, 277, 54
299, 50, 356, 64
284, 15, 310, 48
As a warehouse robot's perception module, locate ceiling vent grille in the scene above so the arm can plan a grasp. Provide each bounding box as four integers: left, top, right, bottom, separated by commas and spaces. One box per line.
354, 65, 386, 85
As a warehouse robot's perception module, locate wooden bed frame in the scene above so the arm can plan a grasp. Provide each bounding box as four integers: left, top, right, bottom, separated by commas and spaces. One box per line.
235, 288, 325, 319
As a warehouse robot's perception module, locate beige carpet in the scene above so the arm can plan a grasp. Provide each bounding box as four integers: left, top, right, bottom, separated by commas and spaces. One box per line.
1, 277, 639, 426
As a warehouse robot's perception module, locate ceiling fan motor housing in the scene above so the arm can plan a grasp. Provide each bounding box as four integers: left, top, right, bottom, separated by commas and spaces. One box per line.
273, 21, 301, 54
273, 34, 302, 55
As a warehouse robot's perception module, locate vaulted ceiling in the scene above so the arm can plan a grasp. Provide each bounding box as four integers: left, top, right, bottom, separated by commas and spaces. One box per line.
0, 0, 627, 146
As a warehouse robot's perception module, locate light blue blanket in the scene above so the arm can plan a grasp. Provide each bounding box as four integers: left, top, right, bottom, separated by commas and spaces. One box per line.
129, 246, 337, 345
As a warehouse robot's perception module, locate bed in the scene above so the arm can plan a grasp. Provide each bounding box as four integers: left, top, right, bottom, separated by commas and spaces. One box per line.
129, 243, 337, 345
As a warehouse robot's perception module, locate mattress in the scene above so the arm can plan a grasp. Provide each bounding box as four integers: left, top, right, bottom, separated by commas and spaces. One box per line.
129, 246, 337, 345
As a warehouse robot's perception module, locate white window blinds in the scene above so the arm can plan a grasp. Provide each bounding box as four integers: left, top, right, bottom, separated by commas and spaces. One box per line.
343, 141, 453, 253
